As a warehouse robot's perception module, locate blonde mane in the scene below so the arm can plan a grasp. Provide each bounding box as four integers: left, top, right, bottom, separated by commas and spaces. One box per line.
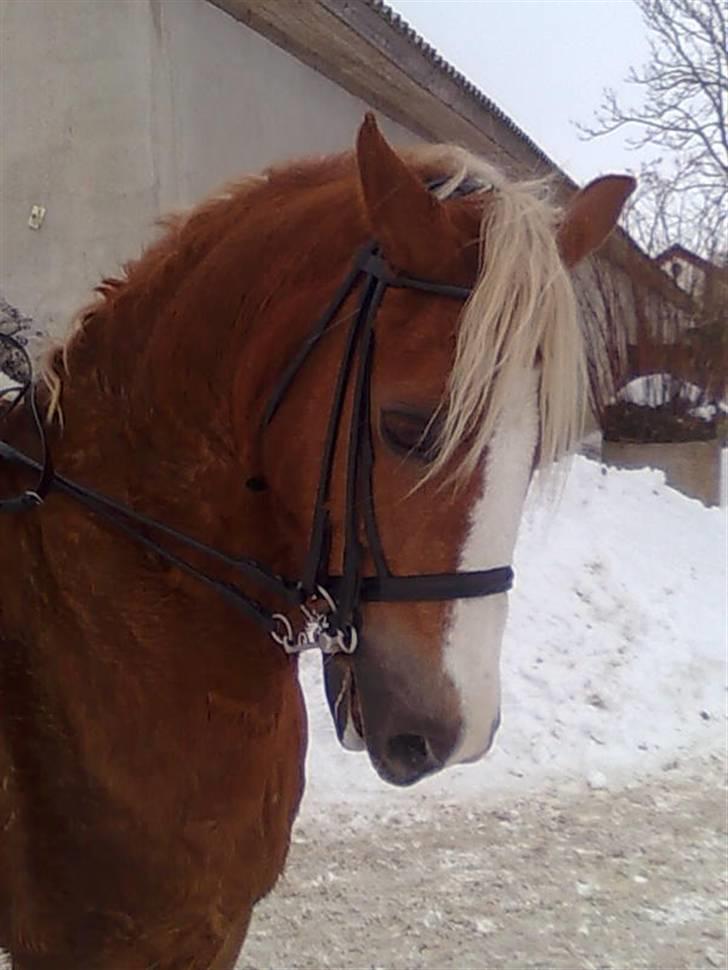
413, 144, 586, 481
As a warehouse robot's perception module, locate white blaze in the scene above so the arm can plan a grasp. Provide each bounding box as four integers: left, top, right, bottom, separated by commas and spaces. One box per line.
444, 368, 539, 765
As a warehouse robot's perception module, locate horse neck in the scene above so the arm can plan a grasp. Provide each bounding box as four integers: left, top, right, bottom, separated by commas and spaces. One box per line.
31, 177, 364, 624
0, 339, 305, 859
0, 320, 305, 789
49, 325, 238, 547
51, 197, 356, 516
2, 287, 291, 665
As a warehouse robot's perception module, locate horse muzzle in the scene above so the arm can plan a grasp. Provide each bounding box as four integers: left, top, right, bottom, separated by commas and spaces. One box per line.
322, 642, 463, 787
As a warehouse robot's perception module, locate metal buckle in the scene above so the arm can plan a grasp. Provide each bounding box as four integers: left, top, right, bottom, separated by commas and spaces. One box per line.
319, 624, 358, 655
270, 613, 296, 653
269, 585, 359, 656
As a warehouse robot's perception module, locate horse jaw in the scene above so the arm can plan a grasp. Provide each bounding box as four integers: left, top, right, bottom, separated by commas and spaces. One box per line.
322, 655, 366, 751
443, 368, 539, 766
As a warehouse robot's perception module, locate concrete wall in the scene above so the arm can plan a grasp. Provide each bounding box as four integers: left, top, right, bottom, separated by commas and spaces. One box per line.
1, 0, 158, 336
602, 438, 724, 508
0, 0, 417, 339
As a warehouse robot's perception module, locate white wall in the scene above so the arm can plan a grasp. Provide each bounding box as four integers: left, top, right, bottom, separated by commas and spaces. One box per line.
1, 0, 158, 335
151, 0, 416, 205
0, 0, 418, 338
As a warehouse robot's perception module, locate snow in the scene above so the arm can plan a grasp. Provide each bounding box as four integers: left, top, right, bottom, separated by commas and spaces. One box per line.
619, 373, 707, 406
298, 455, 726, 820
0, 372, 20, 395
618, 374, 728, 424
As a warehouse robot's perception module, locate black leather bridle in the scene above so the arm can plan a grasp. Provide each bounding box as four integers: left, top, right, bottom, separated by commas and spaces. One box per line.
0, 209, 514, 656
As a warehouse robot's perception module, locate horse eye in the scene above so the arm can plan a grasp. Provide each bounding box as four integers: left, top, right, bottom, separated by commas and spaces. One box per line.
380, 409, 439, 462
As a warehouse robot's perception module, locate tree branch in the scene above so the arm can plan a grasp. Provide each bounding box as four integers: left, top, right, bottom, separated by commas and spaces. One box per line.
576, 0, 727, 258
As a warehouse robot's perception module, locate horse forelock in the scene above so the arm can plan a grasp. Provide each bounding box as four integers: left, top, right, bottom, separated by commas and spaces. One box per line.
404, 146, 586, 484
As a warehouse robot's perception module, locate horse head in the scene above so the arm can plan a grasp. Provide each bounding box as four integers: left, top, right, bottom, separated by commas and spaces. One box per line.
256, 116, 634, 785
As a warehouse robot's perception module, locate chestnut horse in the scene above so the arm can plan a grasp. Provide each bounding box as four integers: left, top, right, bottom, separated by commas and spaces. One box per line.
0, 115, 633, 968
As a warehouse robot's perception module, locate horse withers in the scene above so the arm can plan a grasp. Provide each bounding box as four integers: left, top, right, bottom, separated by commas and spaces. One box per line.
0, 115, 633, 968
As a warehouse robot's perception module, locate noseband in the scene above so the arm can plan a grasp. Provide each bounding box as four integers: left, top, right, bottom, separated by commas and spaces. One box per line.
0, 190, 513, 656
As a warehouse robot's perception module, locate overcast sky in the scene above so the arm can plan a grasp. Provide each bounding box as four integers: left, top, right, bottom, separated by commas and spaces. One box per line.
387, 0, 652, 185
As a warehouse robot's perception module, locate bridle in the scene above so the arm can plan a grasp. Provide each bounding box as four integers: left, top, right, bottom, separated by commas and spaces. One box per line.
0, 185, 514, 656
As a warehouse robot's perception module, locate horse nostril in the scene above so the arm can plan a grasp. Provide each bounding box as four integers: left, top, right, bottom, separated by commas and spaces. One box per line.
385, 733, 436, 782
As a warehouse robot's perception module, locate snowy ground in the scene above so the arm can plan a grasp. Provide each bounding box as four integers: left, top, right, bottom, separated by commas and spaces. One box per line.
242, 755, 726, 970
242, 456, 727, 969
298, 456, 725, 816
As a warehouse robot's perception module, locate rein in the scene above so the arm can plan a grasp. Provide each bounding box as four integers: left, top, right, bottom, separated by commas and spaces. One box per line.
0, 221, 514, 657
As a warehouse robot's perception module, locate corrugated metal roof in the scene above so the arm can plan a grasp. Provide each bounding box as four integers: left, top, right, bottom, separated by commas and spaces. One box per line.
366, 0, 557, 172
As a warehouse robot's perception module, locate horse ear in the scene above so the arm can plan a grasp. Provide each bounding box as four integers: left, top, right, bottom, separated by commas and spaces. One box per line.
557, 175, 636, 267
356, 113, 459, 276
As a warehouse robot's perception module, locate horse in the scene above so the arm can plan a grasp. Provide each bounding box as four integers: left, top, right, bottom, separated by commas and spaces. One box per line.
0, 113, 634, 969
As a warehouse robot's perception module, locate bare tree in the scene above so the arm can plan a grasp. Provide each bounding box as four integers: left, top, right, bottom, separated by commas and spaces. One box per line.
579, 0, 727, 261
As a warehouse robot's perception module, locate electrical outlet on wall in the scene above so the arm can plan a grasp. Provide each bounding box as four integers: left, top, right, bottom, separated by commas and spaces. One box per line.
28, 205, 46, 230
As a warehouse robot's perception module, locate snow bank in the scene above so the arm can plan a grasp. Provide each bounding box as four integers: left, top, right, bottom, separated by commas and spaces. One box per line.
299, 456, 726, 819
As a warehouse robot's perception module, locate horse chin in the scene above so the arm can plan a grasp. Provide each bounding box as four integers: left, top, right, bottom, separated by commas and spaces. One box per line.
322, 655, 366, 752
339, 700, 366, 751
